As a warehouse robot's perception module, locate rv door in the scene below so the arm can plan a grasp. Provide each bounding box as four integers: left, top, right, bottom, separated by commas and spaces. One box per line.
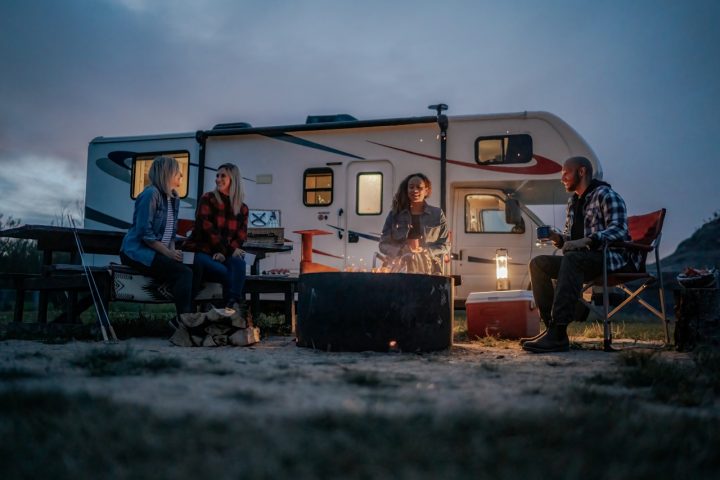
452, 188, 533, 300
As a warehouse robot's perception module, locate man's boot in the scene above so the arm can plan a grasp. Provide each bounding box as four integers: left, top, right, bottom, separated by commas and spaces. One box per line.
519, 322, 548, 346
520, 318, 548, 347
522, 324, 570, 353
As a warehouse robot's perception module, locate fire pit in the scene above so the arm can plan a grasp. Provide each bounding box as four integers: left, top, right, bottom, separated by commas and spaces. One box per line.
296, 272, 453, 352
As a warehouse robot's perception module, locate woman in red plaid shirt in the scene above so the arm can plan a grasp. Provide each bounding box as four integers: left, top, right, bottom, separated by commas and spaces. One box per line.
184, 163, 249, 309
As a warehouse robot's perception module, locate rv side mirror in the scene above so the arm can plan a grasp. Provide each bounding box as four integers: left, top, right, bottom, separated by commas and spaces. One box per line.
505, 198, 523, 225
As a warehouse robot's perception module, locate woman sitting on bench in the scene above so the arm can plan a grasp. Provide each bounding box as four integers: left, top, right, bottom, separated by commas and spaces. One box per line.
120, 156, 194, 321
183, 163, 249, 311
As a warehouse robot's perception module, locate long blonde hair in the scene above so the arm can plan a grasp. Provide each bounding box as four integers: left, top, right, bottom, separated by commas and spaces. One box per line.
148, 156, 179, 196
213, 163, 245, 216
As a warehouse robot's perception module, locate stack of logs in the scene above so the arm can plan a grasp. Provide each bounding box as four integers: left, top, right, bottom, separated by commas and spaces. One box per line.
170, 305, 260, 347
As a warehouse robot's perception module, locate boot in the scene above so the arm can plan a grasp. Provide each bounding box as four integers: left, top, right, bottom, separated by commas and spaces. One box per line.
522, 324, 569, 353
519, 320, 549, 346
519, 329, 547, 346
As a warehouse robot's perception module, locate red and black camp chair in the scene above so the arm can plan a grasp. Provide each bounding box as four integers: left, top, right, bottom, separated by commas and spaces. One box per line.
581, 208, 670, 351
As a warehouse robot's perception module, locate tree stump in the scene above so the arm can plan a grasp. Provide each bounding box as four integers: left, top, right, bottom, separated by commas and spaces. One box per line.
673, 287, 720, 351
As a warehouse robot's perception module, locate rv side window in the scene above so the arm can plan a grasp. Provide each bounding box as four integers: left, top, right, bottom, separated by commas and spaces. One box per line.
475, 134, 533, 165
356, 172, 383, 215
131, 152, 190, 199
303, 168, 333, 206
464, 194, 525, 234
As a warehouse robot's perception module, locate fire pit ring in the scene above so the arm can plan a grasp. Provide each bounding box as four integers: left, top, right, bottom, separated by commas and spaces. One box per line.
296, 272, 453, 352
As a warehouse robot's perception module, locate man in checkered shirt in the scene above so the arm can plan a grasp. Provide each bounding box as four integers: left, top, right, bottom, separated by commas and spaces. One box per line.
522, 156, 640, 353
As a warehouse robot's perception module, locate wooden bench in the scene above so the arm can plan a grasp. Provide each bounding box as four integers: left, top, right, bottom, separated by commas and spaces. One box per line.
0, 267, 111, 323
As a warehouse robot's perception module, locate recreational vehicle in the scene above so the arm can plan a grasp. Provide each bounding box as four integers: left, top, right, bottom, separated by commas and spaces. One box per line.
84, 106, 600, 303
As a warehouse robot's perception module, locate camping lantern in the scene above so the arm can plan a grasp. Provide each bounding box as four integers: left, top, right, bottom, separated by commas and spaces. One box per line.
495, 248, 510, 291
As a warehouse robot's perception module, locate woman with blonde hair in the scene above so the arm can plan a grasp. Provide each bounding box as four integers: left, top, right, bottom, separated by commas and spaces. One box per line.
379, 172, 449, 273
184, 163, 249, 309
120, 156, 194, 318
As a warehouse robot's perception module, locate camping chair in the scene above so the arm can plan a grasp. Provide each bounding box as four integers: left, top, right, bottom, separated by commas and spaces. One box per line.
581, 209, 670, 351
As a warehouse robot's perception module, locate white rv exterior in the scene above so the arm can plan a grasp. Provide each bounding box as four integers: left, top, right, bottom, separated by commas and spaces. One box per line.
85, 109, 599, 302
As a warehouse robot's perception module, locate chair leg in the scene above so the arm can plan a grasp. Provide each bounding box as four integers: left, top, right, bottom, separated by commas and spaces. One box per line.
602, 246, 613, 351
658, 285, 669, 344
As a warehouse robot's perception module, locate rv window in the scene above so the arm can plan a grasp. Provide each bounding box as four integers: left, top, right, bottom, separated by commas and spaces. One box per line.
131, 152, 190, 199
475, 134, 533, 165
303, 168, 333, 206
464, 194, 525, 234
356, 172, 383, 215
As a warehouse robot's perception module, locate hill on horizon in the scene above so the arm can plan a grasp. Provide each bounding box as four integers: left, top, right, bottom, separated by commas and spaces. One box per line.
660, 214, 720, 273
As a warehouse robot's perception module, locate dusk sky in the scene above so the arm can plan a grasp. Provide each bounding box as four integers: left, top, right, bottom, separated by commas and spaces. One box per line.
1, 0, 718, 259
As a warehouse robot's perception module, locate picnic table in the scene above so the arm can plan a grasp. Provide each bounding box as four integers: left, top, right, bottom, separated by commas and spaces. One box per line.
0, 225, 296, 326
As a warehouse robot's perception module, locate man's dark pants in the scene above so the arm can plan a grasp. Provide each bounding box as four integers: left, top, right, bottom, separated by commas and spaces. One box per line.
529, 251, 604, 327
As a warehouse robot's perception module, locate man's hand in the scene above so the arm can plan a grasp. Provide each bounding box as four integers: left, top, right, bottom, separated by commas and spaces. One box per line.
166, 248, 182, 262
213, 253, 226, 262
562, 237, 591, 253
232, 248, 245, 258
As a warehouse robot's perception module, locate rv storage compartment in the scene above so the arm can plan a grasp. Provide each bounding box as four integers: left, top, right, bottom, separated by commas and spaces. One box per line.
297, 272, 453, 352
465, 290, 540, 339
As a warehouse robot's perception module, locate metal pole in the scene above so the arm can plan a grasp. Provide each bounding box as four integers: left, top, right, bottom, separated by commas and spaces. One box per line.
68, 216, 117, 342
428, 104, 448, 213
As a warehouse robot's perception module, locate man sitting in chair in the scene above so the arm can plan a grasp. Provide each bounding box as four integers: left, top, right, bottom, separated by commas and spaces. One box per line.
522, 156, 640, 353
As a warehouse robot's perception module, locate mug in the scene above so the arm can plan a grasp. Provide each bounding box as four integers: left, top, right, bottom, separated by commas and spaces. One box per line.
536, 225, 552, 240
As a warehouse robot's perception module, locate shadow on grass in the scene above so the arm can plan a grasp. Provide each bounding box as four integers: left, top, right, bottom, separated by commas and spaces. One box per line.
0, 389, 718, 479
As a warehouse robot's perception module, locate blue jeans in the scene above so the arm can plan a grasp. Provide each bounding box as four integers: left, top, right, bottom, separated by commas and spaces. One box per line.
193, 252, 246, 304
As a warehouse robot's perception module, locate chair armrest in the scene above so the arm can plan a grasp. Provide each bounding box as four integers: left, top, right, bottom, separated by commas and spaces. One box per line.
607, 241, 654, 252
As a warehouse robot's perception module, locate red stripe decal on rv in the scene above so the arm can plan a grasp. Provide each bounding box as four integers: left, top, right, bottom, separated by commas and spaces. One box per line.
368, 142, 561, 175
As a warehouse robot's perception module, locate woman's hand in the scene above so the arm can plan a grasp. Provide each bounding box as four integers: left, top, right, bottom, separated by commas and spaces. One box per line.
212, 253, 226, 262
232, 248, 245, 258
406, 238, 423, 253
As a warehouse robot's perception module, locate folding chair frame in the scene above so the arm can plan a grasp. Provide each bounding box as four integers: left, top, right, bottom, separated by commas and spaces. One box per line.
581, 210, 670, 351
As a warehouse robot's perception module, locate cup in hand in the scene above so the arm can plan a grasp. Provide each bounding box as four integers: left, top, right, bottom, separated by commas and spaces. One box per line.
407, 238, 420, 252
536, 225, 552, 241
181, 251, 195, 264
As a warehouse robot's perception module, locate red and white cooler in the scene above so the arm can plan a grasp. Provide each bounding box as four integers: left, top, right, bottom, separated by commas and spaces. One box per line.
465, 290, 540, 339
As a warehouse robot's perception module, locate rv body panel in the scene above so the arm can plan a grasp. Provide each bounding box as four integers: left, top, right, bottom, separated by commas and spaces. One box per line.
84, 111, 597, 298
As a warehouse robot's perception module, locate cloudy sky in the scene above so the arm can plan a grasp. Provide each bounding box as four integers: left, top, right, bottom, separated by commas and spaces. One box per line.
1, 0, 718, 258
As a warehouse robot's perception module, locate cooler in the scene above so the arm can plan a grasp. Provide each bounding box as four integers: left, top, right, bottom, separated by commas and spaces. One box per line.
465, 290, 540, 339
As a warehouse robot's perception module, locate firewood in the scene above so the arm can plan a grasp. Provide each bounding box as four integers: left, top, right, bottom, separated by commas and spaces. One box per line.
169, 325, 193, 347
229, 327, 260, 346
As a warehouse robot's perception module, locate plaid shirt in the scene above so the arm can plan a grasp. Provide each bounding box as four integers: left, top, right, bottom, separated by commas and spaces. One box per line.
184, 192, 248, 257
562, 181, 640, 271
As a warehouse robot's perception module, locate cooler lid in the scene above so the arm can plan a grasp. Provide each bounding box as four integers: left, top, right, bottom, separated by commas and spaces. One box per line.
465, 290, 534, 304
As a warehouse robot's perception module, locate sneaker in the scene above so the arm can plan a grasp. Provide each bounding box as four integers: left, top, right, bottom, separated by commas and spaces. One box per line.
168, 317, 181, 330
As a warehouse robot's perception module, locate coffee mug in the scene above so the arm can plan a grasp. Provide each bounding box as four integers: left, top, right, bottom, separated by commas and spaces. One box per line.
536, 225, 552, 240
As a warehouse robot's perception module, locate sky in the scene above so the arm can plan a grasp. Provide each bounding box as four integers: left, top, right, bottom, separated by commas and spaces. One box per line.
0, 0, 718, 259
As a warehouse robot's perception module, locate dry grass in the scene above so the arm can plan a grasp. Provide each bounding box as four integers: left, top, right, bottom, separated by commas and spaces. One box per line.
0, 388, 718, 480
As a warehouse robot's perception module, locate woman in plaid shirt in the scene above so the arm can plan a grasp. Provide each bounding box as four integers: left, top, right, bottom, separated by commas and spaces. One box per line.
184, 163, 249, 309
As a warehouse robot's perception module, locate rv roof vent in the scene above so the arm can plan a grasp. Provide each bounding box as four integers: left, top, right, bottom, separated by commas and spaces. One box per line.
305, 114, 357, 124
212, 122, 252, 130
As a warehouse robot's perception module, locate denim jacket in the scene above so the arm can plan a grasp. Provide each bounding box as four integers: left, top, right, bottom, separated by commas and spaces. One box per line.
121, 185, 179, 266
379, 203, 450, 259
